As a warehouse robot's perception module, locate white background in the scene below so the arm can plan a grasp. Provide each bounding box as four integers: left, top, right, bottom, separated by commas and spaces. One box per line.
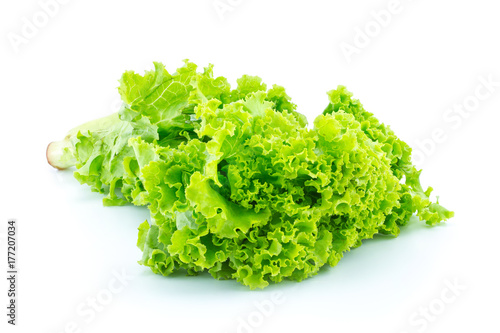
1, 1, 499, 332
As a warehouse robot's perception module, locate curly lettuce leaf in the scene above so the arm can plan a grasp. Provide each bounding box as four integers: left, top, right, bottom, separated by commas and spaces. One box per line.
48, 62, 453, 289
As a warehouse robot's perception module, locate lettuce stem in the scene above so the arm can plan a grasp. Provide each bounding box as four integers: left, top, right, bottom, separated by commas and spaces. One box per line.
47, 113, 121, 170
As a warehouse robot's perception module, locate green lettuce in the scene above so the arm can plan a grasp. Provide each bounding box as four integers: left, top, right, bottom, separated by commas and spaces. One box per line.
47, 61, 453, 289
